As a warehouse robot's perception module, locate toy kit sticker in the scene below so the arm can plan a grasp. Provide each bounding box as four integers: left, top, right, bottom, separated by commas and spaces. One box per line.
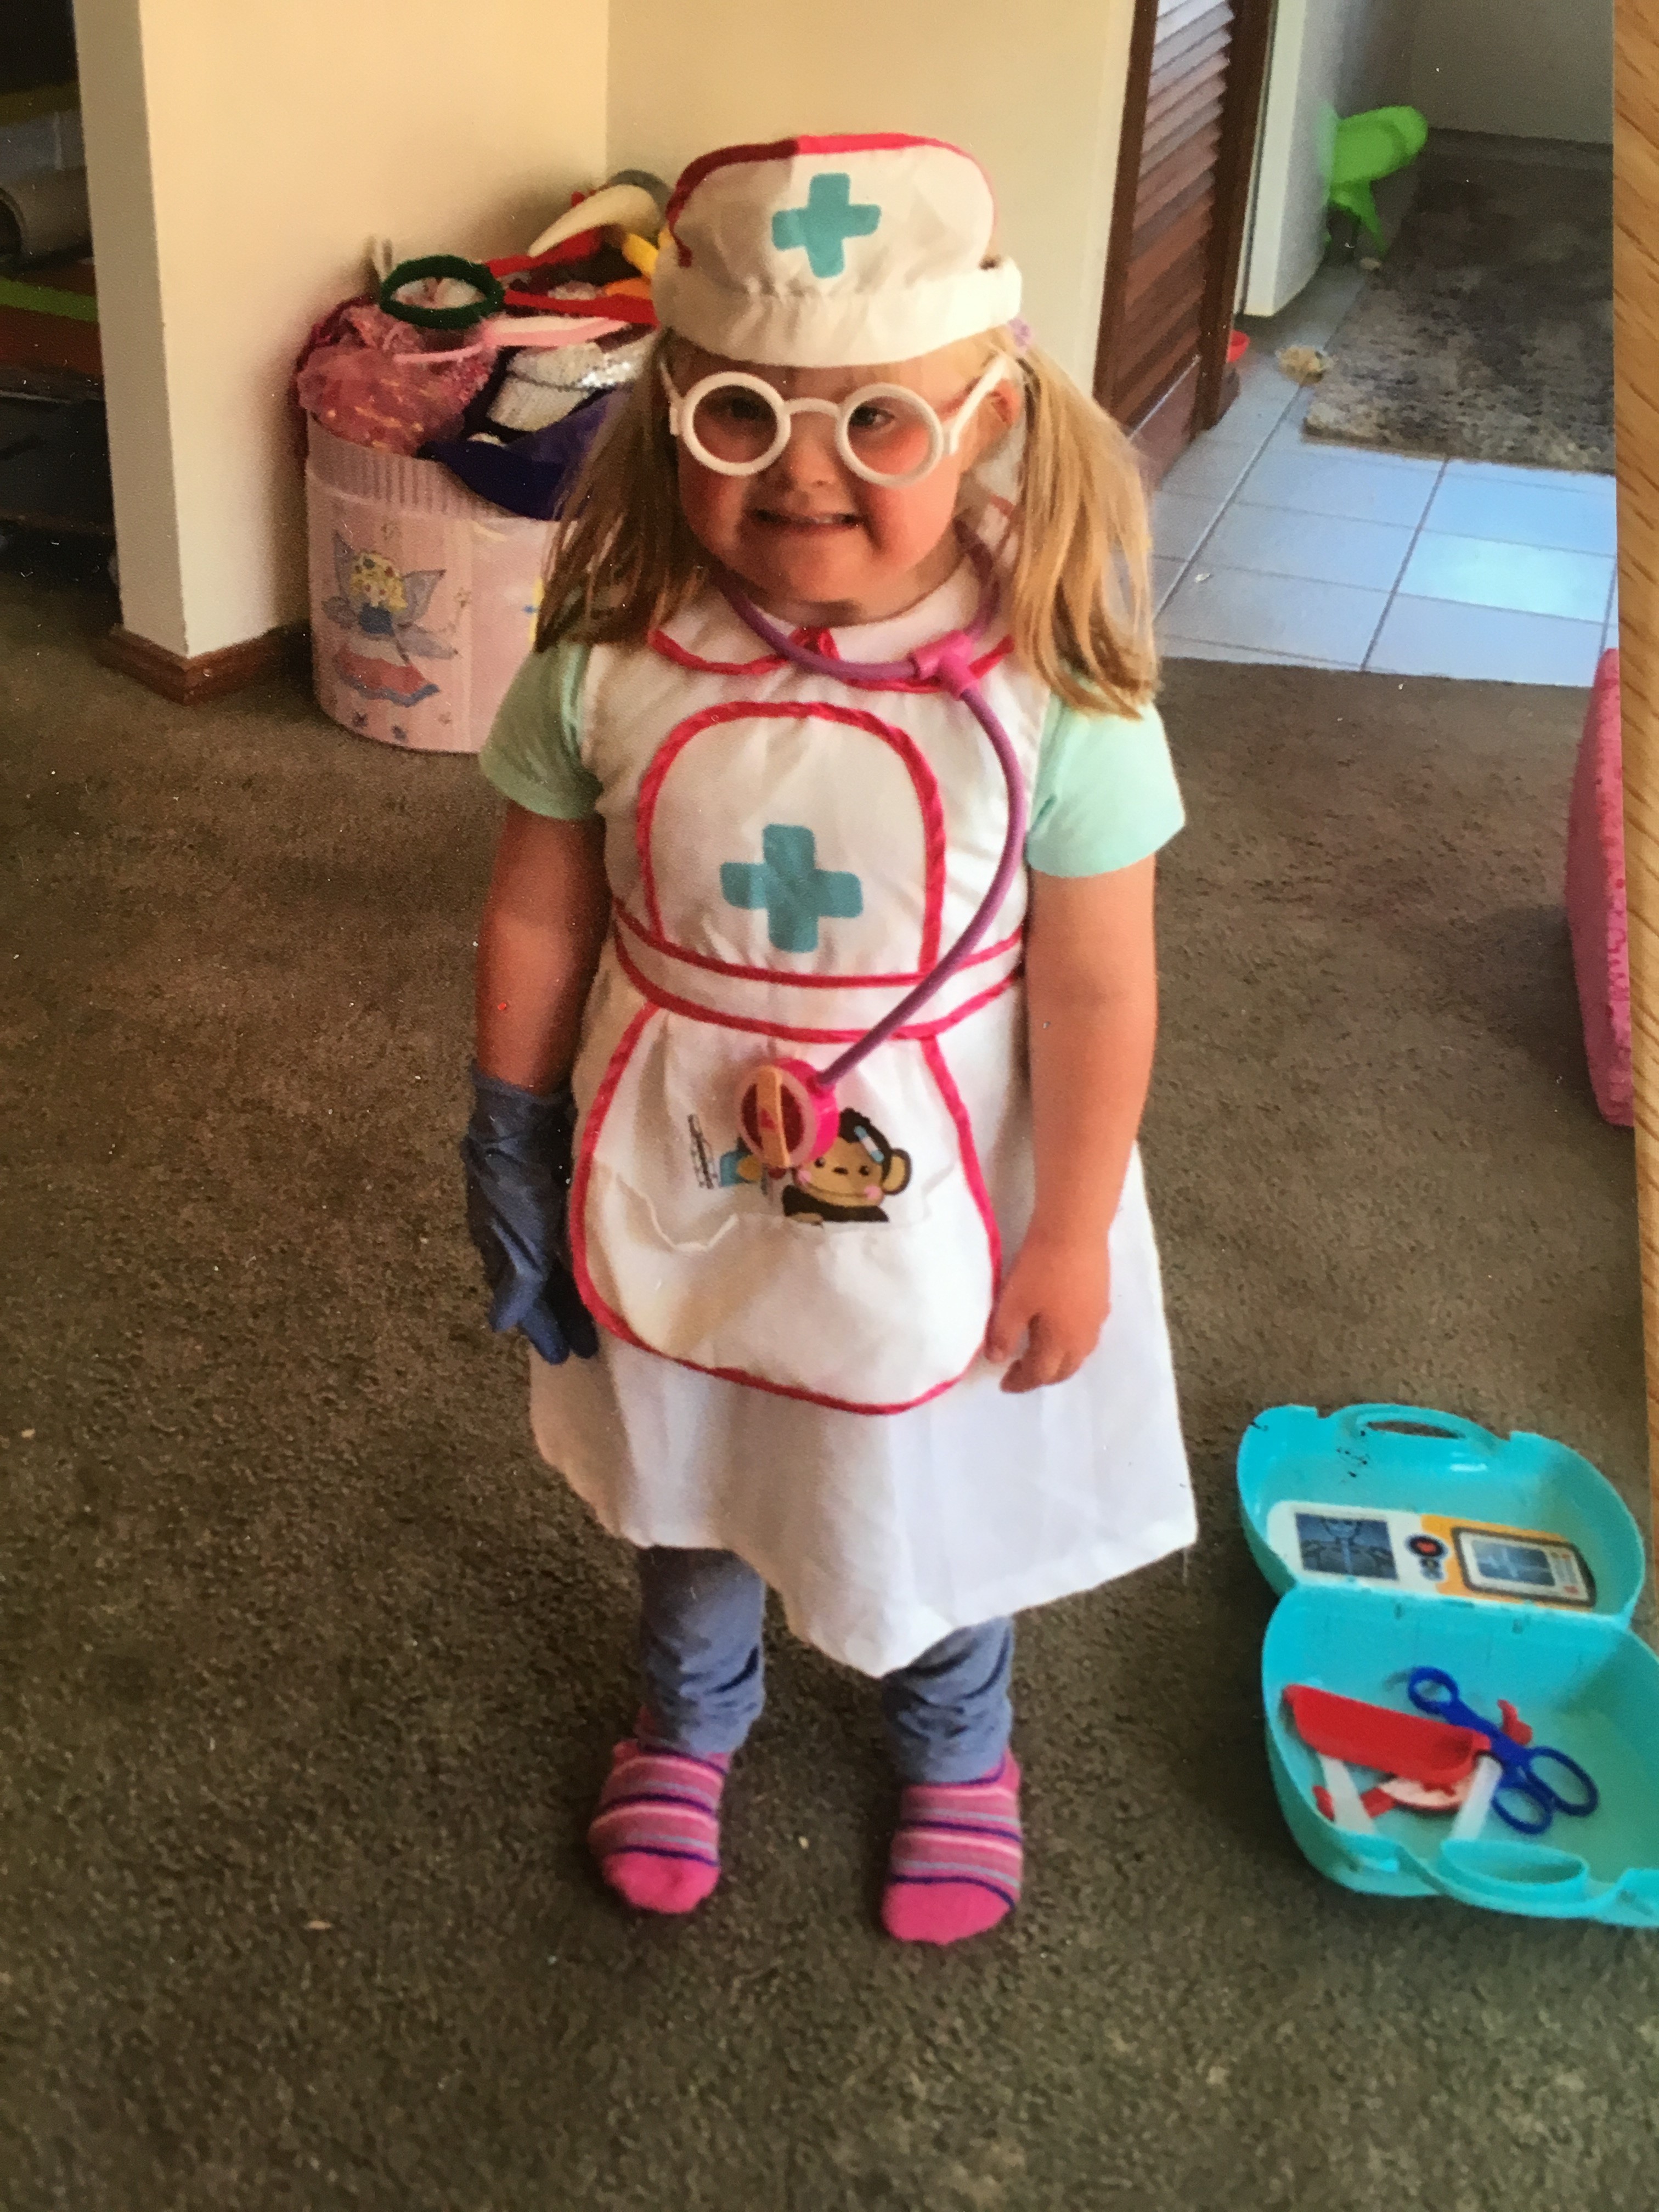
1266, 1501, 1595, 1607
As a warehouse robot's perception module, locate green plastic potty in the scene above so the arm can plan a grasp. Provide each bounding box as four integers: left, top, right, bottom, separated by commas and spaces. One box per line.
1329, 105, 1429, 251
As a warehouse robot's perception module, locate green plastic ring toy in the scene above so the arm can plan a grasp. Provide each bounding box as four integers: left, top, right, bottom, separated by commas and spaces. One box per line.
378, 254, 505, 331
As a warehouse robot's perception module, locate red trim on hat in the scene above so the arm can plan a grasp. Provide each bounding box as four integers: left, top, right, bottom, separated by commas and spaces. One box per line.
665, 133, 992, 264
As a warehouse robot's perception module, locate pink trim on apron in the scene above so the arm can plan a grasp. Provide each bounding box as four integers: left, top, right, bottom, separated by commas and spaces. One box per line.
634, 698, 950, 969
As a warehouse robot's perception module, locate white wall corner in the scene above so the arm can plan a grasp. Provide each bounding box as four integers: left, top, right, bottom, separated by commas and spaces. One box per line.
76, 0, 610, 663
74, 0, 189, 657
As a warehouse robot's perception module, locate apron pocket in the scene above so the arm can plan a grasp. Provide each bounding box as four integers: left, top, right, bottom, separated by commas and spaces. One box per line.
573, 1006, 998, 1412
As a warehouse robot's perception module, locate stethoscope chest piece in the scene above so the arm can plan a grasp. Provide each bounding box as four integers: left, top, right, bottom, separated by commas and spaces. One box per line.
735, 1058, 839, 1175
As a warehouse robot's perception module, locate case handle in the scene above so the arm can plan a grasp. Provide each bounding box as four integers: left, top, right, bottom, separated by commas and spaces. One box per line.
1337, 1403, 1496, 1473
1328, 1825, 1402, 1876
1612, 1872, 1659, 1925
1429, 1837, 1591, 1907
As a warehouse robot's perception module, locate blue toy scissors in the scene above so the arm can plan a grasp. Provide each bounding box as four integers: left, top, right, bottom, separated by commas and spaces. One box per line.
1406, 1668, 1599, 1836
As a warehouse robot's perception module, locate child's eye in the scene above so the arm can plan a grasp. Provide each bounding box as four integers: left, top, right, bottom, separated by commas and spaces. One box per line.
847, 403, 895, 436
708, 392, 774, 427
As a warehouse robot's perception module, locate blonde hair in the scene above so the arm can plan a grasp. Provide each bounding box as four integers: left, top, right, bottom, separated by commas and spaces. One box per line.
535, 325, 1156, 714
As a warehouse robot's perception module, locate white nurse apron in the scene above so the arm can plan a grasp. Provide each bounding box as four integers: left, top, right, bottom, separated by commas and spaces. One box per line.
531, 567, 1196, 1676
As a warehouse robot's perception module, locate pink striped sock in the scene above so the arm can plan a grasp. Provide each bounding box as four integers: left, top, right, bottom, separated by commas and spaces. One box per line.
588, 1733, 731, 1915
881, 1752, 1023, 1945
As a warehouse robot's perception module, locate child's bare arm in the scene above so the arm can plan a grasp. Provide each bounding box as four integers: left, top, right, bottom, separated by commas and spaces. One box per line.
986, 856, 1159, 1393
475, 805, 611, 1092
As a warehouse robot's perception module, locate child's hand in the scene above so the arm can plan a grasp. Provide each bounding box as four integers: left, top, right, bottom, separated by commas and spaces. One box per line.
984, 1231, 1110, 1393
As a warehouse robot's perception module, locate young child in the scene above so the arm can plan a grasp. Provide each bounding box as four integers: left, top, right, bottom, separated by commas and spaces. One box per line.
462, 134, 1195, 1946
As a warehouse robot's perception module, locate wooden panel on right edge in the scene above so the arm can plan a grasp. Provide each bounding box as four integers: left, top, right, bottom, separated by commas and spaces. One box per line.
1094, 0, 1274, 483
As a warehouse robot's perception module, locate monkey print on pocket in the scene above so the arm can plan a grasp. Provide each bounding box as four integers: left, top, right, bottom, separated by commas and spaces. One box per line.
782, 1109, 912, 1224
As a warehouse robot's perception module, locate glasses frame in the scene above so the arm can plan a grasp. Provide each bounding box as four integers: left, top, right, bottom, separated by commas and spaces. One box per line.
659, 356, 1011, 489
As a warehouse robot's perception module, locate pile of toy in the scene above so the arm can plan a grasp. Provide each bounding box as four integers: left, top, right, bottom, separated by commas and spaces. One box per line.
292, 173, 667, 520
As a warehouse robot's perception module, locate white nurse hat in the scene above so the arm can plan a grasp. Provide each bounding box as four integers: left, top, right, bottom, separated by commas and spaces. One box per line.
653, 133, 1023, 368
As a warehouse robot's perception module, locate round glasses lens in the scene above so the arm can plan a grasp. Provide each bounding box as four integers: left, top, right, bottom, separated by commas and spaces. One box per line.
842, 390, 939, 483
689, 382, 782, 468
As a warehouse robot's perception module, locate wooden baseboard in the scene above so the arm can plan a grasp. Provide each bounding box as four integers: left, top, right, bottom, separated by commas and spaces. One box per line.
96, 622, 306, 704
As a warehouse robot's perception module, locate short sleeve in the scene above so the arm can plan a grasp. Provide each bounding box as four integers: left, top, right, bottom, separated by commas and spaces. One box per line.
478, 636, 601, 819
1024, 695, 1184, 878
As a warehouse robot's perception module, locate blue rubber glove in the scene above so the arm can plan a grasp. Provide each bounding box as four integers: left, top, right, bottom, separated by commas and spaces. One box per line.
460, 1063, 600, 1364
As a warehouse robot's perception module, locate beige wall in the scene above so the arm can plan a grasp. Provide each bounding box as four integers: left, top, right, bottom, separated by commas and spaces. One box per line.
75, 0, 609, 659
1337, 0, 1423, 116
606, 0, 1138, 392
1411, 0, 1613, 143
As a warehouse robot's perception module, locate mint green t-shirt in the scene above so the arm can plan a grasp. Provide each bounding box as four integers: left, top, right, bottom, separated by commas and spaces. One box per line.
480, 637, 1183, 878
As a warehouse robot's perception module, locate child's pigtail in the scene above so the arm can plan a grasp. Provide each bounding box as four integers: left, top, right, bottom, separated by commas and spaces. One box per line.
1004, 343, 1158, 716
534, 333, 706, 653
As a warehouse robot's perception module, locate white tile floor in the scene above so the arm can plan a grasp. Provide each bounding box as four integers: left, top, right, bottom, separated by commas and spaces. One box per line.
1154, 264, 1618, 685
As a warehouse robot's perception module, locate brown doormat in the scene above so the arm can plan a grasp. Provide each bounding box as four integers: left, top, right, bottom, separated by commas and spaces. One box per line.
1305, 134, 1613, 472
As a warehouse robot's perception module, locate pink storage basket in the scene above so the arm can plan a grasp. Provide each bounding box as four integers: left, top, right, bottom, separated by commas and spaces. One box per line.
306, 420, 555, 754
1565, 647, 1633, 1127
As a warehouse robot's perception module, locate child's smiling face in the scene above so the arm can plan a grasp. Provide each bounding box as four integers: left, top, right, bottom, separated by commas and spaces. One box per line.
669, 340, 1019, 629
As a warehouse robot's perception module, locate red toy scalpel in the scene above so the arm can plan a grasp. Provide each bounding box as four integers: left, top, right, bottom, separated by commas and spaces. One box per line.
1284, 1684, 1489, 1791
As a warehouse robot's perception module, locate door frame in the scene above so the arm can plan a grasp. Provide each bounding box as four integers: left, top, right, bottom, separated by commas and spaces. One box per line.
1613, 12, 1659, 1535
1094, 0, 1276, 480
1100, 11, 1658, 1533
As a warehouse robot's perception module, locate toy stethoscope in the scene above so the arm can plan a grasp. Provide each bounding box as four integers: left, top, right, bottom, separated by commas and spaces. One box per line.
718, 567, 1028, 1176
1406, 1668, 1599, 1836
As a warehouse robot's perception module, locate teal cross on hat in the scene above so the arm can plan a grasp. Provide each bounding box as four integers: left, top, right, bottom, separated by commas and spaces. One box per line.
771, 173, 881, 279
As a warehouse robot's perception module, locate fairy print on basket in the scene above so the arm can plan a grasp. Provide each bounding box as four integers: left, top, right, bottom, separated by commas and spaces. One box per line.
323, 537, 455, 712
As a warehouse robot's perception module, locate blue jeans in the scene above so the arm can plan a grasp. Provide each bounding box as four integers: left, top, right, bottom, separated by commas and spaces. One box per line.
636, 1547, 1014, 1785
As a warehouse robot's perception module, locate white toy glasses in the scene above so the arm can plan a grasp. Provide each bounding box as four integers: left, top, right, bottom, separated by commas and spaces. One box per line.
659, 356, 1011, 488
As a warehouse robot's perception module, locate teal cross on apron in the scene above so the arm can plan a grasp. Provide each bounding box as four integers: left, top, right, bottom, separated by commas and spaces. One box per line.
720, 824, 864, 953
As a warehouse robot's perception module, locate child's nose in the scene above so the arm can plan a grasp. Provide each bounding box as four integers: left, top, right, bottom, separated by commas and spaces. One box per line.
766, 413, 847, 493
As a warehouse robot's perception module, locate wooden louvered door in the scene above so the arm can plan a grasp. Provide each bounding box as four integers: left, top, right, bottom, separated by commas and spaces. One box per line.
1094, 0, 1274, 480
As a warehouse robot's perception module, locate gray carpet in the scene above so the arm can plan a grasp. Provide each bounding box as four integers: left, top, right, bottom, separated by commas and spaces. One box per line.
1308, 133, 1613, 471
3, 540, 1656, 2211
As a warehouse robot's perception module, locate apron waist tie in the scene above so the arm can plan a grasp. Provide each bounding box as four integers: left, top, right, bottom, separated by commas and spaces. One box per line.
611, 916, 1023, 1047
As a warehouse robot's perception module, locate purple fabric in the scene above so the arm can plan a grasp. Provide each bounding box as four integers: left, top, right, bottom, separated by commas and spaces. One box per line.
425, 387, 619, 518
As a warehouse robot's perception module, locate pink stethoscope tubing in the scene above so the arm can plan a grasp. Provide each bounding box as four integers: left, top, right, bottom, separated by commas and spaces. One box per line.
720, 571, 1028, 1173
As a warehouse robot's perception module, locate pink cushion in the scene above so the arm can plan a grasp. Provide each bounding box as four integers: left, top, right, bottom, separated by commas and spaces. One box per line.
1565, 648, 1633, 1126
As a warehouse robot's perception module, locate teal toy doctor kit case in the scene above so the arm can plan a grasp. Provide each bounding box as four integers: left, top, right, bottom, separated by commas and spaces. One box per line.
1239, 1403, 1659, 1923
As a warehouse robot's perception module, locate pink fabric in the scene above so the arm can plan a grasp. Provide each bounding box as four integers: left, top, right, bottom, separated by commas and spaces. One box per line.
610, 925, 1019, 1047
615, 901, 1023, 992
882, 1753, 1022, 1945
295, 303, 494, 456
588, 1737, 731, 1915
1565, 648, 1633, 1127
922, 1034, 1003, 1294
